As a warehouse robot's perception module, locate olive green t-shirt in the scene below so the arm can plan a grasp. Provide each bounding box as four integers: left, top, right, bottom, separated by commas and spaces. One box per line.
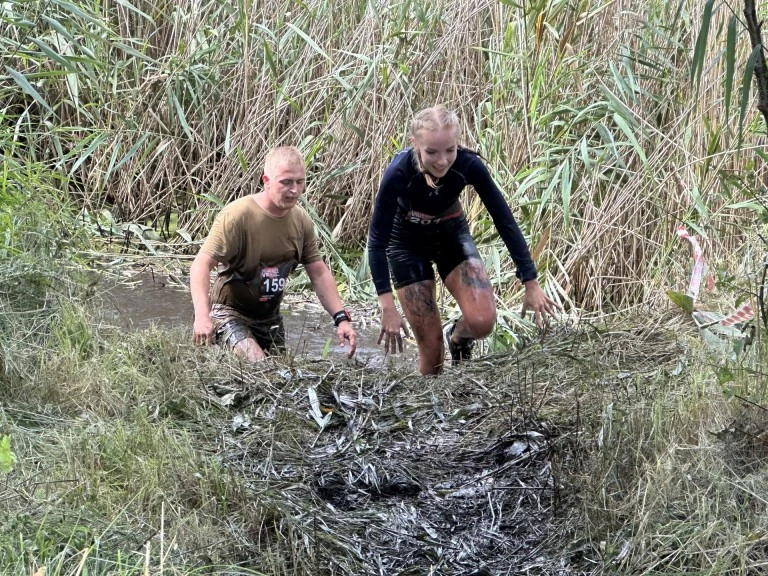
201, 195, 322, 316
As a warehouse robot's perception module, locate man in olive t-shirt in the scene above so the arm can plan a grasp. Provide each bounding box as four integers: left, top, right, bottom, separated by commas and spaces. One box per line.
190, 146, 357, 362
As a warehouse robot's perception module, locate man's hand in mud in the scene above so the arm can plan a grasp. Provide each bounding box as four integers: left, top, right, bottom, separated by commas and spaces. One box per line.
336, 321, 357, 358
193, 316, 215, 345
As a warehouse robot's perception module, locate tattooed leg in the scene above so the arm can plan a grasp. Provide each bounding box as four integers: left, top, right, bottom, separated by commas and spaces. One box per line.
397, 280, 444, 375
458, 261, 492, 290
402, 281, 438, 317
444, 259, 496, 341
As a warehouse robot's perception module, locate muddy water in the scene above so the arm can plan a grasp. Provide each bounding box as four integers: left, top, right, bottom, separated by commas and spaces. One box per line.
95, 272, 417, 368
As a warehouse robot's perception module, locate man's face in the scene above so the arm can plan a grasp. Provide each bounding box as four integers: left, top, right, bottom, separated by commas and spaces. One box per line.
263, 162, 306, 212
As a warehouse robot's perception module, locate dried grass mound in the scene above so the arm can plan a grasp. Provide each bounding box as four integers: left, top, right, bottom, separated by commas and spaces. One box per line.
196, 320, 687, 574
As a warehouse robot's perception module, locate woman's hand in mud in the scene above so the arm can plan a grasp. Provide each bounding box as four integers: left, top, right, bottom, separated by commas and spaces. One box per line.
193, 316, 215, 345
378, 306, 410, 354
336, 321, 357, 358
520, 279, 562, 329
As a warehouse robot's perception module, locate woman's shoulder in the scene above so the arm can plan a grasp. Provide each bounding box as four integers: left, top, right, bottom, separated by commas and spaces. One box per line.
456, 146, 483, 165
453, 147, 488, 177
382, 147, 415, 179
389, 147, 413, 168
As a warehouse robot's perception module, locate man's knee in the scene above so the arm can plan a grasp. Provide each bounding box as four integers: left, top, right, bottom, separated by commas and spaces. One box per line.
233, 337, 267, 362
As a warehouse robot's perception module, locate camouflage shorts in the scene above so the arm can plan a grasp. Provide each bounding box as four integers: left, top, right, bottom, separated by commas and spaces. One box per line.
210, 304, 286, 354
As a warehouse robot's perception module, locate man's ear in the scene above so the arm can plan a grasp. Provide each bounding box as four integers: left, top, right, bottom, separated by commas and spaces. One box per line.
261, 173, 269, 185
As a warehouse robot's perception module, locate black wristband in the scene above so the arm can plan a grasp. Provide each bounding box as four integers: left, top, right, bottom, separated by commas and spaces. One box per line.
332, 309, 352, 327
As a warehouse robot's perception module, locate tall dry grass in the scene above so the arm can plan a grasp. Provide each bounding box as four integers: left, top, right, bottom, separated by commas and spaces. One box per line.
2, 0, 766, 309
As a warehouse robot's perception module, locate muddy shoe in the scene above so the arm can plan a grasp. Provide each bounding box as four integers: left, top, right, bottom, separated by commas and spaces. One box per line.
442, 321, 475, 366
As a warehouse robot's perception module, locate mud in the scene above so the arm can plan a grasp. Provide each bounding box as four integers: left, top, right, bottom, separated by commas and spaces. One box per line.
94, 271, 417, 368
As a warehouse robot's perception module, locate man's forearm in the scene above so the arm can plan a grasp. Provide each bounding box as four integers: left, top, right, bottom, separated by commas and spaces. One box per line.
306, 262, 345, 316
314, 272, 345, 315
190, 258, 213, 318
192, 288, 210, 318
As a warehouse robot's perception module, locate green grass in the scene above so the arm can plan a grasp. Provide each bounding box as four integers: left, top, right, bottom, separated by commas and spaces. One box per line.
3, 241, 768, 574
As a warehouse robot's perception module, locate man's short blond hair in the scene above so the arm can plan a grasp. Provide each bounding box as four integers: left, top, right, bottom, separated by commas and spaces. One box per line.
264, 146, 305, 177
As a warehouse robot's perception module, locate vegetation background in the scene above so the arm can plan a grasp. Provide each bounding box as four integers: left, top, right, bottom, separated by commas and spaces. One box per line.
6, 0, 768, 308
4, 0, 768, 574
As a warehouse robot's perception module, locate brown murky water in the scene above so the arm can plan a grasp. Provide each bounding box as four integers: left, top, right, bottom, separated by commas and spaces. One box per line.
95, 272, 418, 368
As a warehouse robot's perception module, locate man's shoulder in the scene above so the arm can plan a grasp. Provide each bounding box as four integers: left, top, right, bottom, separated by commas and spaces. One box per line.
286, 203, 313, 227
291, 202, 311, 218
281, 204, 315, 243
220, 195, 255, 214
212, 195, 256, 225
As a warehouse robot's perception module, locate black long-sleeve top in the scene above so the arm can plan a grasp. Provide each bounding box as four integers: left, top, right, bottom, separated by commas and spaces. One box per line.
367, 147, 538, 295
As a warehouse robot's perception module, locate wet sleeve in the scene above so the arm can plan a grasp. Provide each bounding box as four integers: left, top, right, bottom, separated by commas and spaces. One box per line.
200, 209, 238, 264
467, 157, 538, 283
367, 161, 402, 295
299, 212, 322, 265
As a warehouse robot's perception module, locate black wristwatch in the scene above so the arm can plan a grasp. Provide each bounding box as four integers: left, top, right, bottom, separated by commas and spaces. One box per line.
332, 309, 352, 327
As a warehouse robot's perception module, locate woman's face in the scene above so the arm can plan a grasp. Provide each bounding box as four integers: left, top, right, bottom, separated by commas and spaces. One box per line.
413, 126, 458, 179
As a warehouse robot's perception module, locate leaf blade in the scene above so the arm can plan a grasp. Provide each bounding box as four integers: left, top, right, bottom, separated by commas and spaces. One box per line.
738, 44, 762, 150
691, 0, 714, 91
725, 14, 737, 119
285, 22, 333, 63
5, 67, 52, 113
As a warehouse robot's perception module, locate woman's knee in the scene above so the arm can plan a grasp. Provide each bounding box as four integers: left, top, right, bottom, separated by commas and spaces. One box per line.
464, 310, 496, 339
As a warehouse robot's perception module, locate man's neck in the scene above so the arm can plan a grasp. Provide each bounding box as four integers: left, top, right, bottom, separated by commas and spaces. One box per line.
253, 192, 289, 218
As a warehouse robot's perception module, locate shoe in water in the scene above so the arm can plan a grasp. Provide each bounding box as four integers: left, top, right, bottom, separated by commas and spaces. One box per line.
442, 321, 475, 366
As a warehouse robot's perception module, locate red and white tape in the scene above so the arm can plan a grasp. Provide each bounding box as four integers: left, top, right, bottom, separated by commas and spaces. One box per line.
719, 303, 754, 326
677, 224, 754, 330
676, 225, 706, 301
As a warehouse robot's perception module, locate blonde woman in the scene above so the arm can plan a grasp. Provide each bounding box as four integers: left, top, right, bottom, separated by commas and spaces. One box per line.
367, 106, 558, 375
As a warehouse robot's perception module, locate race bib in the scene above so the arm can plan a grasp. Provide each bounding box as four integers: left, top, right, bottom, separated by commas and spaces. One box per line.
249, 259, 297, 316
259, 265, 290, 302
212, 259, 297, 317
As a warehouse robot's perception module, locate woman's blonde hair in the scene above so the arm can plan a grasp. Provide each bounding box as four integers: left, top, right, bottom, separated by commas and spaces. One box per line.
410, 105, 461, 188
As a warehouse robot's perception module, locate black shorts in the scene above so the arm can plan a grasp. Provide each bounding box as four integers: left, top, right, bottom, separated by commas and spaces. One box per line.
386, 211, 481, 290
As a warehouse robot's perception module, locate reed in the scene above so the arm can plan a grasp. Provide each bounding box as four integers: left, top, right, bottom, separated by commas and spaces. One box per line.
2, 0, 766, 311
